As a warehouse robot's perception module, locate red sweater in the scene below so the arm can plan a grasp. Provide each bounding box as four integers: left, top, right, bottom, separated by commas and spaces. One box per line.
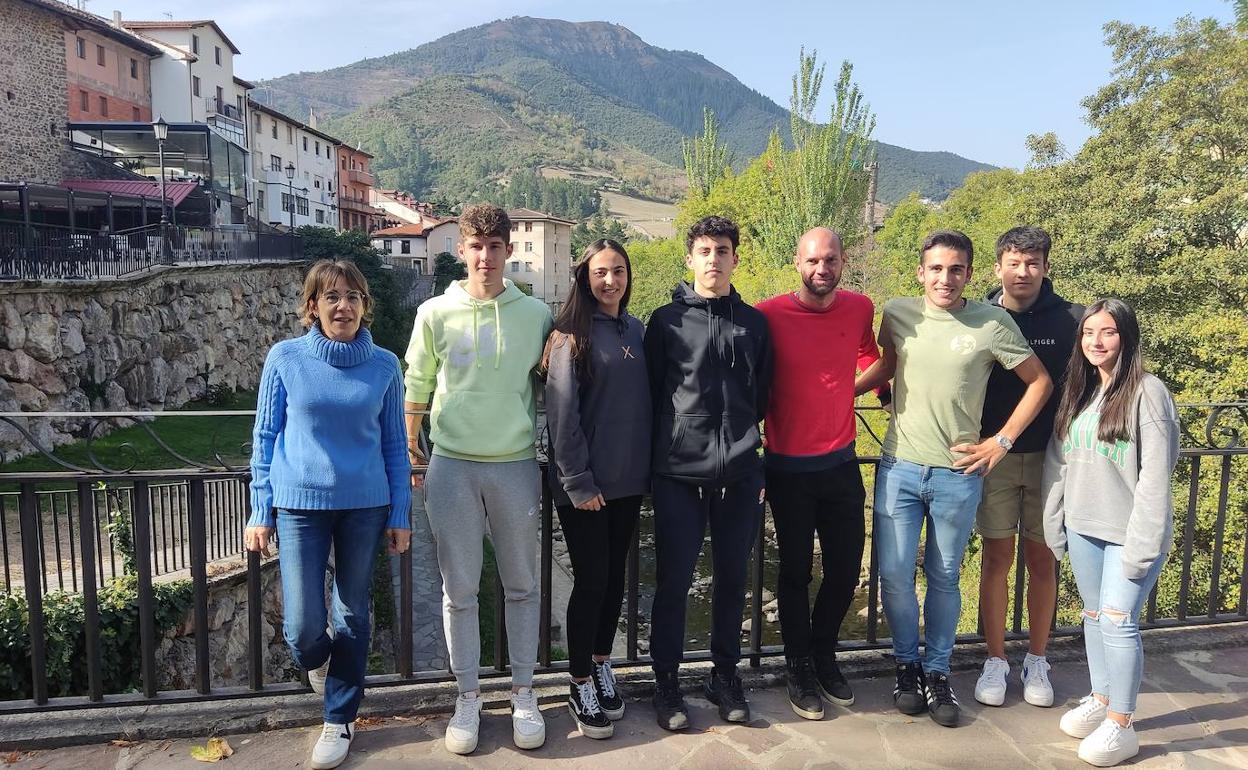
757, 290, 881, 470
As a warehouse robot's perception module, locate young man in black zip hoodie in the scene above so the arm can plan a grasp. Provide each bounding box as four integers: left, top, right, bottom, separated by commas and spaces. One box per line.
973, 227, 1084, 710
644, 215, 773, 730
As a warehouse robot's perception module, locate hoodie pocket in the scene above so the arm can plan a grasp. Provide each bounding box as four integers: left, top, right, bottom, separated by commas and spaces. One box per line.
659, 413, 717, 478
431, 390, 533, 458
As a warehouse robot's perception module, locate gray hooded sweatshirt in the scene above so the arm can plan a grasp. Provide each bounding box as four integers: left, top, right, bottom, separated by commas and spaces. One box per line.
1041, 373, 1180, 579
545, 310, 651, 507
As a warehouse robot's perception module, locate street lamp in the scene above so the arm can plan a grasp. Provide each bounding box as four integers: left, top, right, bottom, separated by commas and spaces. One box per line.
152, 116, 172, 264
283, 162, 306, 259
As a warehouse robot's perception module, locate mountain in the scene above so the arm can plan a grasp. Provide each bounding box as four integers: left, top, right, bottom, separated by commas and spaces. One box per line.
257, 17, 993, 205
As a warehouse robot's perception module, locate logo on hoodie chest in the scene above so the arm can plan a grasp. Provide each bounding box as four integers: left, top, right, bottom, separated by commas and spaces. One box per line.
449, 325, 497, 368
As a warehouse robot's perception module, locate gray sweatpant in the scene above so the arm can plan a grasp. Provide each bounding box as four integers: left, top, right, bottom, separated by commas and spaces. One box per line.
424, 454, 541, 692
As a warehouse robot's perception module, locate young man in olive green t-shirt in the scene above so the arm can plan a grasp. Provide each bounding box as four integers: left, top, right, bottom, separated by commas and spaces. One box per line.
856, 229, 1052, 727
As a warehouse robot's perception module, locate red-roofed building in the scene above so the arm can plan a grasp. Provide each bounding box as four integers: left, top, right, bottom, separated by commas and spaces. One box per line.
370, 218, 459, 274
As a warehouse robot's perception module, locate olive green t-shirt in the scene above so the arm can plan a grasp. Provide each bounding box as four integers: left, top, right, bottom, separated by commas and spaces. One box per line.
878, 297, 1034, 468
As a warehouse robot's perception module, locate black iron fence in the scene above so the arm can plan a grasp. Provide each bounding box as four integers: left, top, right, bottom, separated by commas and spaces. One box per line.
0, 221, 303, 281
0, 405, 1243, 712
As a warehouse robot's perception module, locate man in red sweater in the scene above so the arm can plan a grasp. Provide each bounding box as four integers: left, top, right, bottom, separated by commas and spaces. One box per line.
757, 227, 887, 721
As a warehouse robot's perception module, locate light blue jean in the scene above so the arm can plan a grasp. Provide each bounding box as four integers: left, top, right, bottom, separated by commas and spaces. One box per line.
276, 505, 388, 724
873, 455, 983, 674
1066, 528, 1167, 714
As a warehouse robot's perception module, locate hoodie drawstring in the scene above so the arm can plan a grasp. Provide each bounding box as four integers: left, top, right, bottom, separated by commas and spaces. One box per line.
472, 303, 480, 368
494, 300, 502, 370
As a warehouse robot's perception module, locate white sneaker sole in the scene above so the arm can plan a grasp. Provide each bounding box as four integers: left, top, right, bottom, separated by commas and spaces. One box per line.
309, 749, 349, 770
974, 686, 1006, 707
513, 725, 546, 750
1061, 718, 1104, 739
816, 682, 855, 707
574, 717, 613, 740
1024, 689, 1055, 707
1077, 743, 1138, 767
444, 731, 478, 755
790, 699, 824, 720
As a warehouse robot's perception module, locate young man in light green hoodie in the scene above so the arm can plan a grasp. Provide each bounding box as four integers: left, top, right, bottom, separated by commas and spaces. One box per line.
404, 204, 553, 755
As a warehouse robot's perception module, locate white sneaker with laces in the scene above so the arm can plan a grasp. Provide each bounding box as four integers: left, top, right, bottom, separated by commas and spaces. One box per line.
1077, 718, 1139, 766
308, 659, 330, 696
511, 686, 546, 749
445, 691, 482, 755
1021, 655, 1054, 707
973, 657, 1010, 706
1061, 694, 1109, 738
310, 721, 352, 770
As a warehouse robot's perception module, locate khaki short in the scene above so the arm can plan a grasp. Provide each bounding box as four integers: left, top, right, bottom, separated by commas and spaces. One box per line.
976, 451, 1045, 543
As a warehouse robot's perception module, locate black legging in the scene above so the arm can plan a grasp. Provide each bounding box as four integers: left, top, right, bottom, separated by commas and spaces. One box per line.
557, 495, 642, 678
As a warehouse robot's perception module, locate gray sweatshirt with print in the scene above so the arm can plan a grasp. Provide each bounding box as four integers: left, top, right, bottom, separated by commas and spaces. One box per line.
1041, 374, 1180, 579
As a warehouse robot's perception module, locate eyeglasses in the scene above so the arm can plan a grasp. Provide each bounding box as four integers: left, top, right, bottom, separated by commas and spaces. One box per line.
320, 291, 366, 306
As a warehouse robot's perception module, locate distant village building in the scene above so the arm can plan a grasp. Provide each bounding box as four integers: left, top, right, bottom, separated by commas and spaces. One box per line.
371, 219, 459, 274
506, 208, 574, 312
372, 189, 442, 229
338, 146, 384, 232
249, 100, 339, 230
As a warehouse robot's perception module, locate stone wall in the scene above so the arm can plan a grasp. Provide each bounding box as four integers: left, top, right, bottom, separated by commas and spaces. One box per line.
0, 0, 69, 185
0, 261, 306, 460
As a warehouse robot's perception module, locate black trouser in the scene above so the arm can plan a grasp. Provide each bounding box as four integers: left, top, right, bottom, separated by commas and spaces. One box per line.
648, 471, 764, 675
765, 460, 866, 660
557, 495, 642, 679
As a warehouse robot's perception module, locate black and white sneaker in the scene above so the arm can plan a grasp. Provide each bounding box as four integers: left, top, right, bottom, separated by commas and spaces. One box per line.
925, 670, 961, 727
814, 654, 855, 707
569, 679, 614, 739
652, 670, 689, 731
592, 659, 626, 720
785, 657, 824, 720
310, 721, 352, 769
893, 662, 927, 715
704, 668, 751, 723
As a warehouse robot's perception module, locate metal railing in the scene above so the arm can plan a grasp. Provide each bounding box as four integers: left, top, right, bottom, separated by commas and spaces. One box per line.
0, 404, 1243, 712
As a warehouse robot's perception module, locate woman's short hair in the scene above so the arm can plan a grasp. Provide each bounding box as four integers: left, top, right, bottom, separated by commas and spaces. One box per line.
300, 259, 374, 328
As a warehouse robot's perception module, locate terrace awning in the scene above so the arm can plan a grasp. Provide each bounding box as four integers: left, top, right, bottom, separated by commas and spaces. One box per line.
61, 179, 200, 206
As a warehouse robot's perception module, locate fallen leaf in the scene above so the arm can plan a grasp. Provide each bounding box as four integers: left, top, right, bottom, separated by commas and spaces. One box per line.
189, 737, 234, 763
156, 741, 172, 752
355, 717, 385, 728
110, 739, 141, 748
2, 752, 21, 766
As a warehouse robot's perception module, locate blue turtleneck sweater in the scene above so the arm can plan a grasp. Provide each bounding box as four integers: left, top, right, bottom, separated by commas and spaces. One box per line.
248, 324, 412, 530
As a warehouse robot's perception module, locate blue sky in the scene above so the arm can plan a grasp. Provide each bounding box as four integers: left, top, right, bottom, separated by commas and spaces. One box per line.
106, 0, 1234, 168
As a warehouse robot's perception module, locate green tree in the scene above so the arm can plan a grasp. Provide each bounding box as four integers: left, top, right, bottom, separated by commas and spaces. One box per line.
433, 251, 466, 296
682, 107, 735, 198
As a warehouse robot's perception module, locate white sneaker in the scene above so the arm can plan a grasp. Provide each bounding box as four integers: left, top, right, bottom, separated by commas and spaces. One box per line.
1061, 694, 1109, 738
308, 658, 330, 696
1021, 655, 1054, 707
511, 686, 546, 750
445, 692, 482, 755
1077, 718, 1139, 766
974, 657, 1010, 706
310, 721, 352, 770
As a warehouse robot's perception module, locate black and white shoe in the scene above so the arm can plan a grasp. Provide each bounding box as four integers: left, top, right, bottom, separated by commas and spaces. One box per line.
652, 670, 690, 731
310, 721, 352, 769
925, 670, 961, 727
814, 654, 855, 707
785, 657, 824, 720
592, 659, 626, 720
569, 679, 614, 739
893, 662, 927, 715
704, 668, 751, 723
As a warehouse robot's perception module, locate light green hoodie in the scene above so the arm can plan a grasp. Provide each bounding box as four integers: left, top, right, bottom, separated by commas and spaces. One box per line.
405, 278, 553, 461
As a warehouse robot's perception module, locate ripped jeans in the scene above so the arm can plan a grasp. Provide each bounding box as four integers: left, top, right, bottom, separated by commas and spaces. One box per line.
1066, 528, 1167, 714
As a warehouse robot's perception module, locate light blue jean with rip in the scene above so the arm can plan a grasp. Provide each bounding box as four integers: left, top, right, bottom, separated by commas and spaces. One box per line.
1066, 528, 1167, 714
873, 455, 983, 674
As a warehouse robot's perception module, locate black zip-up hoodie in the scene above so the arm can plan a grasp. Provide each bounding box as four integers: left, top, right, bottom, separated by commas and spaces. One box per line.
644, 282, 772, 484
981, 278, 1084, 453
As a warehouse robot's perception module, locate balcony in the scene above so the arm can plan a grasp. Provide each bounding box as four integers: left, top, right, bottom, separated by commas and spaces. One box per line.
347, 167, 375, 186
204, 98, 246, 148
339, 195, 381, 215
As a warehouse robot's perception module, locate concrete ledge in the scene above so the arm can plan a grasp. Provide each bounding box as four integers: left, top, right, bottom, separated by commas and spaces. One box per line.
1, 620, 1244, 750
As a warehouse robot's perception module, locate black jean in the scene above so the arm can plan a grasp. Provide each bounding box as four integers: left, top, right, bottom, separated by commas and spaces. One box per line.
557, 495, 642, 678
648, 471, 764, 675
765, 460, 866, 659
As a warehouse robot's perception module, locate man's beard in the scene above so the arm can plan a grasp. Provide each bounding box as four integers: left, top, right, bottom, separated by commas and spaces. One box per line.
802, 274, 839, 296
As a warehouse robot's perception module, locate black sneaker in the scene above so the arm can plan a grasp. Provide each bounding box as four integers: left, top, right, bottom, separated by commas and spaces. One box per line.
814, 654, 855, 707
704, 668, 751, 723
592, 659, 625, 720
652, 670, 689, 731
568, 679, 613, 739
893, 662, 927, 715
785, 657, 824, 720
925, 670, 960, 727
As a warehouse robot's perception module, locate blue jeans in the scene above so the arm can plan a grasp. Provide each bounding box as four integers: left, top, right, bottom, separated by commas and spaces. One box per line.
1067, 528, 1166, 714
276, 505, 388, 724
873, 455, 982, 674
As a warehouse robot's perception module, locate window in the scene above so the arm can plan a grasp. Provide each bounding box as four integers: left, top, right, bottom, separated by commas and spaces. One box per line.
303, 136, 308, 151
525, 261, 533, 272
130, 58, 138, 79
98, 96, 108, 117
445, 236, 453, 252
524, 222, 533, 232
270, 155, 281, 171
281, 192, 293, 212
327, 145, 332, 159
79, 90, 89, 111
192, 34, 199, 54
257, 194, 264, 212
314, 177, 321, 189
192, 76, 201, 97
510, 262, 519, 273
511, 223, 519, 232
401, 240, 411, 254
254, 113, 261, 132
383, 240, 392, 252
76, 37, 86, 58
296, 197, 309, 216
314, 140, 320, 154
96, 45, 105, 66
236, 95, 243, 114
287, 125, 293, 144
315, 209, 325, 224
271, 120, 277, 139
132, 106, 140, 120
215, 86, 224, 108
524, 241, 533, 252
214, 46, 221, 65
341, 158, 347, 169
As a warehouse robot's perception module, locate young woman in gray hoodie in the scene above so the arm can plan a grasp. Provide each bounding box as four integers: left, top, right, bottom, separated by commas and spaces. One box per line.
1042, 298, 1180, 767
541, 239, 651, 740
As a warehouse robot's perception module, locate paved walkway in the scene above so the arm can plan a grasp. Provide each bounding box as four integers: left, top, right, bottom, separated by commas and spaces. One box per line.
7, 642, 1246, 769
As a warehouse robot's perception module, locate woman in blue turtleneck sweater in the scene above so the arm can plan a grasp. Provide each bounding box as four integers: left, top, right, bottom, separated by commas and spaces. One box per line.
245, 260, 411, 770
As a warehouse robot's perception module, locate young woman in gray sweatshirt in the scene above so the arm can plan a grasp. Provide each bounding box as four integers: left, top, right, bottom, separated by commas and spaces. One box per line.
1042, 298, 1180, 768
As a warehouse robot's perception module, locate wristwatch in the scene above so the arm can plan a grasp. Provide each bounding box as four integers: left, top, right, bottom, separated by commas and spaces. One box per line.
994, 434, 1014, 451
